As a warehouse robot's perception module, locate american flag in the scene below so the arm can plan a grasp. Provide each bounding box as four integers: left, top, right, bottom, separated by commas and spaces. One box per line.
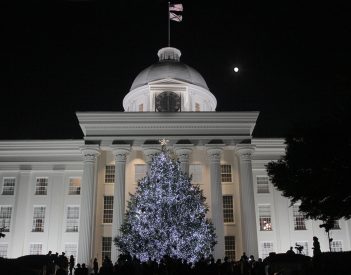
169, 4, 183, 12
170, 12, 182, 22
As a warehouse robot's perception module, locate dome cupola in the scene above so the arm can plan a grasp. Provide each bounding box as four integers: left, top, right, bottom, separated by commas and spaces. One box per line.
123, 47, 217, 112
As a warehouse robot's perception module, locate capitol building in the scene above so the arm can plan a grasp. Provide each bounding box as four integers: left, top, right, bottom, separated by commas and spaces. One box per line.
0, 47, 350, 265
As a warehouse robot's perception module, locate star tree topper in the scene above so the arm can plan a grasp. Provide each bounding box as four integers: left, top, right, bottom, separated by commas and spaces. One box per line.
159, 138, 170, 150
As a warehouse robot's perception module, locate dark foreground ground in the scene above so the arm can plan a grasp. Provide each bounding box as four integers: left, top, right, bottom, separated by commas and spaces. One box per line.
1, 251, 351, 275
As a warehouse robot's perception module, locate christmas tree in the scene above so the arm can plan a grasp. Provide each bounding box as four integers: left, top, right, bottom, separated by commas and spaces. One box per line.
115, 147, 216, 262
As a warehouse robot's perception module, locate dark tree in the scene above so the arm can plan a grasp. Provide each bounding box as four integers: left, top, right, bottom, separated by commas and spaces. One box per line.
266, 108, 351, 228
0, 227, 6, 238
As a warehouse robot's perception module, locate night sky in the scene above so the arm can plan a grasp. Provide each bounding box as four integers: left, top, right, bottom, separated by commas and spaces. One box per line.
2, 1, 350, 139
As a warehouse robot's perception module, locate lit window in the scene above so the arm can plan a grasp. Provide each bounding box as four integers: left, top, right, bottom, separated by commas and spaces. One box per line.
189, 164, 202, 184
223, 195, 234, 223
225, 236, 235, 261
29, 243, 42, 255
102, 237, 112, 260
68, 178, 81, 195
293, 205, 306, 230
195, 102, 200, 112
66, 206, 80, 232
64, 243, 78, 260
135, 164, 147, 183
259, 205, 272, 231
295, 241, 309, 256
2, 178, 15, 195
139, 104, 144, 112
32, 206, 46, 232
35, 177, 48, 195
0, 206, 12, 232
261, 242, 274, 259
221, 165, 232, 183
257, 176, 269, 193
331, 240, 342, 252
0, 243, 8, 258
105, 166, 115, 184
103, 196, 113, 224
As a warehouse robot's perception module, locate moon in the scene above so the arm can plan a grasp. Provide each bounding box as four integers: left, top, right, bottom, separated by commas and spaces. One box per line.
234, 67, 239, 72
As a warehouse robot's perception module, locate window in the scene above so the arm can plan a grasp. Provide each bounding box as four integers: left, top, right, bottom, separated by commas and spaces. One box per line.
259, 205, 272, 231
331, 240, 342, 252
293, 205, 306, 230
0, 206, 12, 232
135, 164, 147, 183
103, 196, 114, 224
139, 103, 144, 112
223, 195, 234, 223
64, 243, 78, 260
105, 166, 115, 183
221, 165, 232, 183
261, 242, 274, 259
102, 237, 112, 260
68, 178, 81, 195
35, 177, 48, 195
257, 176, 269, 193
32, 206, 46, 232
189, 165, 202, 184
295, 241, 309, 256
225, 236, 235, 261
0, 244, 8, 258
2, 178, 15, 195
195, 102, 200, 112
29, 243, 42, 255
66, 206, 80, 232
331, 220, 341, 230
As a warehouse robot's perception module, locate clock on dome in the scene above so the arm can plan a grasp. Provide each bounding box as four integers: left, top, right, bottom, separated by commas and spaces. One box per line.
155, 91, 181, 112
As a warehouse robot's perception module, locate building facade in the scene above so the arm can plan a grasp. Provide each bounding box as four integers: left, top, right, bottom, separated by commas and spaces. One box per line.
0, 47, 350, 264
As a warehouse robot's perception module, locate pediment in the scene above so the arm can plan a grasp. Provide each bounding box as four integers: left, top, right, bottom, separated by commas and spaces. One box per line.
148, 78, 187, 87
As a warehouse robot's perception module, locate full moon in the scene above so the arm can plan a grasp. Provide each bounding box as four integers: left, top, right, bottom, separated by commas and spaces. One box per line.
234, 67, 239, 72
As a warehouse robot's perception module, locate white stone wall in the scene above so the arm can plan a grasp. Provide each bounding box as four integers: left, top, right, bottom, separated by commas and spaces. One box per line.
0, 169, 82, 258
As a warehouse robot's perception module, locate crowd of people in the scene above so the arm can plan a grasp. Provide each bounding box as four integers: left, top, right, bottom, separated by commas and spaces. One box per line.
46, 252, 266, 275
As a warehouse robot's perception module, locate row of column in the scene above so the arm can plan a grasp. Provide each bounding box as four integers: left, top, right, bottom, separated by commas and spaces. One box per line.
77, 144, 258, 266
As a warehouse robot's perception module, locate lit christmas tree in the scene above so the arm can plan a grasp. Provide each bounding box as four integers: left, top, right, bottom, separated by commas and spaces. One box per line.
115, 145, 216, 262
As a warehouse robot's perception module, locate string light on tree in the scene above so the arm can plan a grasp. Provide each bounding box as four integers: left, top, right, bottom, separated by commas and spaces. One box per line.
115, 145, 216, 262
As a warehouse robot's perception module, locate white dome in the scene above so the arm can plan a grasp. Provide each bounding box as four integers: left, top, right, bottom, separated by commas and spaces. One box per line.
130, 62, 209, 91
123, 47, 217, 112
130, 47, 208, 90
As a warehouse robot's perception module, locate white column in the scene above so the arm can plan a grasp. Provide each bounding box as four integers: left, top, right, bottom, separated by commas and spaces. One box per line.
174, 144, 193, 175
235, 144, 259, 258
142, 145, 161, 168
111, 145, 130, 262
11, 171, 31, 258
78, 146, 100, 266
206, 145, 225, 260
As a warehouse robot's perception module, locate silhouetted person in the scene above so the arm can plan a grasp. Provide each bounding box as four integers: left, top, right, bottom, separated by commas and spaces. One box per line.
81, 263, 88, 275
58, 252, 68, 270
240, 253, 250, 275
312, 236, 321, 257
286, 247, 295, 255
46, 251, 55, 275
93, 258, 99, 275
222, 256, 232, 275
252, 258, 265, 275
74, 263, 82, 275
69, 255, 75, 275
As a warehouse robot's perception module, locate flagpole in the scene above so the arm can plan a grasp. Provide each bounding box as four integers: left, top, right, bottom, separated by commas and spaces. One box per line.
168, 2, 170, 47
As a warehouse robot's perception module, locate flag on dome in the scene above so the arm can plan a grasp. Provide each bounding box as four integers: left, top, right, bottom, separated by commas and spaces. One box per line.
169, 3, 183, 12
170, 12, 182, 22
169, 3, 183, 22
